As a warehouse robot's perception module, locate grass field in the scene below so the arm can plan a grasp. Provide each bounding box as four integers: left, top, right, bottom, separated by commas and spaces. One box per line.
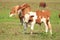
0, 0, 60, 40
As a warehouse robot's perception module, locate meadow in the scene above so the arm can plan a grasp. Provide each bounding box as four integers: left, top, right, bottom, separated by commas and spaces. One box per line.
0, 0, 60, 40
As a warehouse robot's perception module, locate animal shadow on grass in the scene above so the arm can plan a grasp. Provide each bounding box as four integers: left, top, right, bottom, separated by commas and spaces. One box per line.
24, 32, 47, 35
25, 32, 40, 34
25, 32, 56, 37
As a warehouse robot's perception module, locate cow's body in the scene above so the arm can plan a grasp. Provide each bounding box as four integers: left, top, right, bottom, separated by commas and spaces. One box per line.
17, 3, 31, 25
36, 10, 50, 24
24, 10, 52, 34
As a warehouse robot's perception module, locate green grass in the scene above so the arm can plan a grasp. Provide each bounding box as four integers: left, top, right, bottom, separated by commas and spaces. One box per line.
0, 0, 60, 40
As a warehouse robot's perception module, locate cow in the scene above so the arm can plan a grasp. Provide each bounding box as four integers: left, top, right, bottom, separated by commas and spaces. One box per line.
39, 2, 46, 8
9, 3, 31, 32
23, 10, 52, 34
58, 14, 60, 18
9, 3, 31, 17
9, 3, 31, 25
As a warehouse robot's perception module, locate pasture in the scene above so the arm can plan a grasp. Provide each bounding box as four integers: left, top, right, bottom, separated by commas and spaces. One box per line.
0, 0, 60, 40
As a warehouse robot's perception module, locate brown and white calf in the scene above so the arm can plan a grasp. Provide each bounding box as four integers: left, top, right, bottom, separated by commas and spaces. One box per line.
9, 3, 31, 17
9, 3, 31, 25
24, 10, 52, 34
9, 3, 31, 32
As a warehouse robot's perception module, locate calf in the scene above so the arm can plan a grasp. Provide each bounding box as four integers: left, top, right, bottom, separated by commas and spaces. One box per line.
9, 3, 31, 24
9, 3, 31, 32
24, 10, 52, 34
9, 3, 31, 17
